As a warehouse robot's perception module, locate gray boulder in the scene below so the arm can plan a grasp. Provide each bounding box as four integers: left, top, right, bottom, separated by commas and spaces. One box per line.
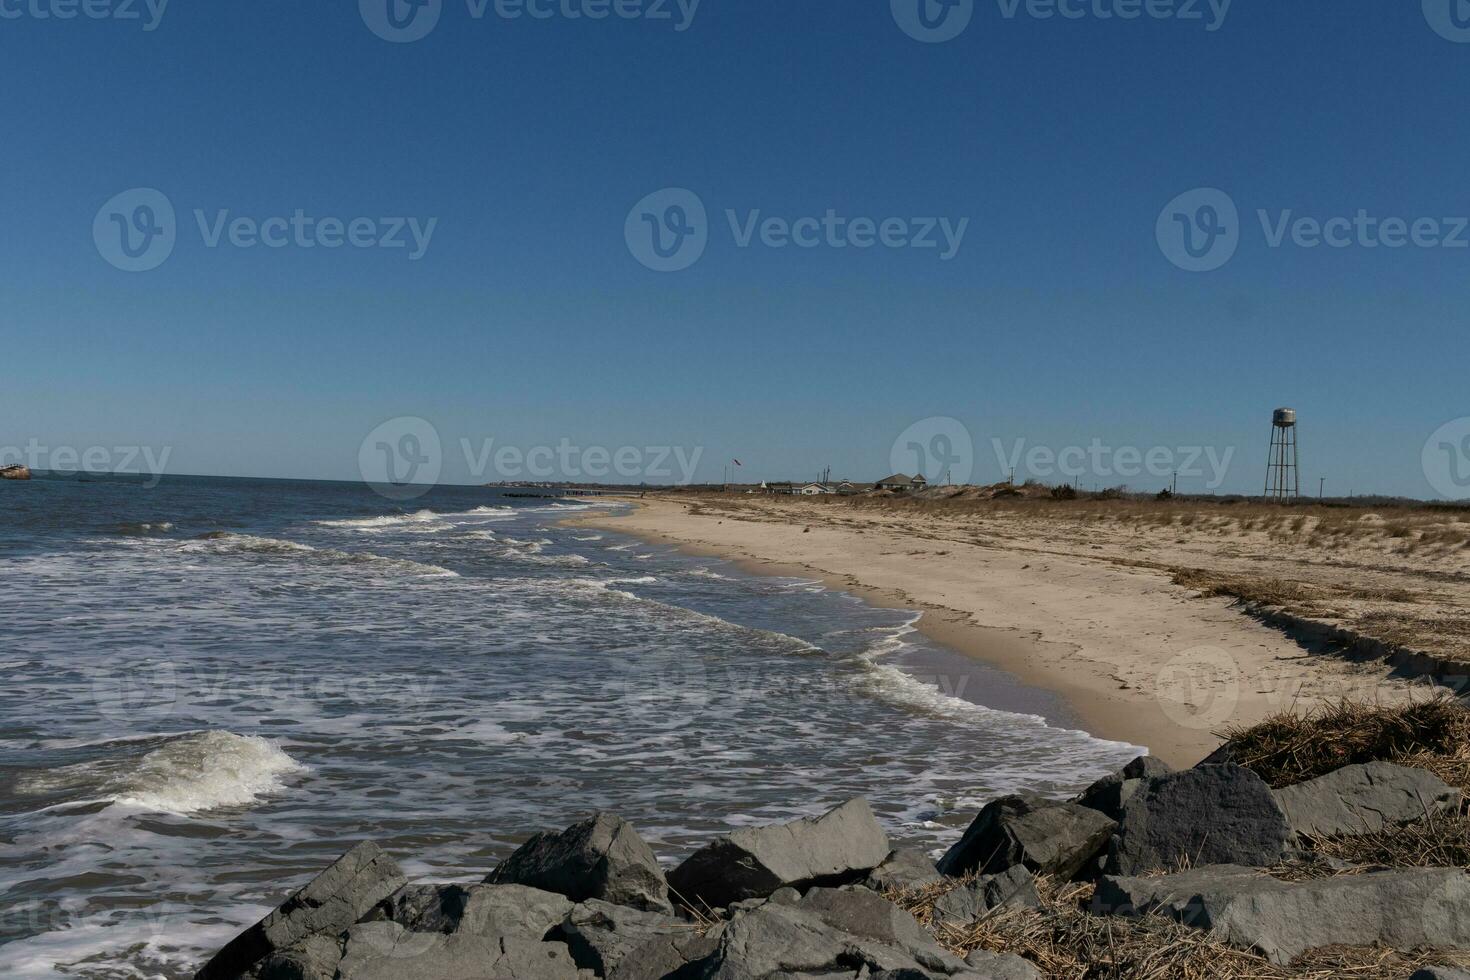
1272, 761, 1459, 838
1411, 969, 1470, 980
365, 882, 573, 938
1076, 756, 1172, 820
487, 812, 672, 913
1105, 766, 1291, 875
865, 848, 944, 893
1094, 864, 1470, 964
557, 899, 689, 975
932, 866, 1039, 924
248, 935, 343, 980
195, 842, 407, 980
606, 924, 723, 980
936, 796, 1115, 881
334, 920, 580, 980
667, 799, 889, 911
702, 886, 967, 980
963, 949, 1040, 980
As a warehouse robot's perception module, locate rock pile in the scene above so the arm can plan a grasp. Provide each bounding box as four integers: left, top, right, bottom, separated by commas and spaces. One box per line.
193, 756, 1470, 980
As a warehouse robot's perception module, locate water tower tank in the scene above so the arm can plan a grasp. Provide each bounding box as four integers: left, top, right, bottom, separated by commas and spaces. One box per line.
1273, 408, 1296, 427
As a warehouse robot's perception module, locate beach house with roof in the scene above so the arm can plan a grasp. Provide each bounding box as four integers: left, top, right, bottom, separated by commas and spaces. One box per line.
874, 474, 928, 492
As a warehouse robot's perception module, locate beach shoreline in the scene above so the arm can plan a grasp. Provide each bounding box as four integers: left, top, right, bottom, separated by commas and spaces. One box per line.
569, 495, 1440, 767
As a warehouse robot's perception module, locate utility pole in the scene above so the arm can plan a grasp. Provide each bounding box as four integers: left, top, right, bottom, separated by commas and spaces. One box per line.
1319, 477, 1325, 500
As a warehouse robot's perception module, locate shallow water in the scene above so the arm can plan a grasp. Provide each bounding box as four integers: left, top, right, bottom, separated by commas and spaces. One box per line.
0, 475, 1141, 979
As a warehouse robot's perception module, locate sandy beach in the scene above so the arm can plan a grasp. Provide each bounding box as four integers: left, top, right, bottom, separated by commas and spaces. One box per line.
574, 494, 1468, 766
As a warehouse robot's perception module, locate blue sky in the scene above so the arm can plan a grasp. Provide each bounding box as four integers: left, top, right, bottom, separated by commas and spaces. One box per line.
3, 0, 1468, 496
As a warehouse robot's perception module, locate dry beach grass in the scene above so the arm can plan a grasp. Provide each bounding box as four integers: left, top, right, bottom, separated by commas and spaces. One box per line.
883, 698, 1470, 979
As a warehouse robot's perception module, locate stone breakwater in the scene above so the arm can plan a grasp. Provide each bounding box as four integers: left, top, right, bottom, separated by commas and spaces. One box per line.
193, 758, 1470, 980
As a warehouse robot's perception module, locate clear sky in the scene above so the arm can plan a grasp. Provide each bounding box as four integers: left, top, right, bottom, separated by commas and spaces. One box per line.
3, 0, 1468, 497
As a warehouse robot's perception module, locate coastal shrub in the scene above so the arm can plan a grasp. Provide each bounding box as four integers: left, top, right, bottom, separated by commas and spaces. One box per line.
1217, 696, 1470, 791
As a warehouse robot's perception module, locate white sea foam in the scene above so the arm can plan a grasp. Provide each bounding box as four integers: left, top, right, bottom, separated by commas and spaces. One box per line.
181, 534, 456, 577
315, 509, 449, 531
106, 731, 307, 815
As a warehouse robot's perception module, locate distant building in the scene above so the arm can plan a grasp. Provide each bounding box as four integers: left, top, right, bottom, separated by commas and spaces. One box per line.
874, 474, 928, 492
798, 483, 834, 495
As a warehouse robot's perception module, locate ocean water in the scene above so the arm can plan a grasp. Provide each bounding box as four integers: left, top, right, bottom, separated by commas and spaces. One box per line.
0, 475, 1142, 979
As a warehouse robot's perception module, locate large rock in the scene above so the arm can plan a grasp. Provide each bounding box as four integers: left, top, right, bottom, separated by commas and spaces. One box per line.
1105, 766, 1291, 875
667, 799, 889, 911
365, 882, 573, 938
557, 899, 688, 975
1094, 864, 1470, 964
865, 847, 944, 893
1411, 969, 1470, 980
334, 921, 579, 980
1075, 756, 1172, 820
936, 796, 1115, 881
1272, 761, 1459, 838
195, 842, 406, 980
932, 866, 1039, 924
702, 886, 968, 980
963, 949, 1041, 980
0, 464, 31, 481
487, 812, 672, 913
606, 924, 723, 980
247, 935, 343, 980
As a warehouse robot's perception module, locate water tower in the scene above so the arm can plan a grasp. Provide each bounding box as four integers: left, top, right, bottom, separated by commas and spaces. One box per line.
1264, 408, 1299, 500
